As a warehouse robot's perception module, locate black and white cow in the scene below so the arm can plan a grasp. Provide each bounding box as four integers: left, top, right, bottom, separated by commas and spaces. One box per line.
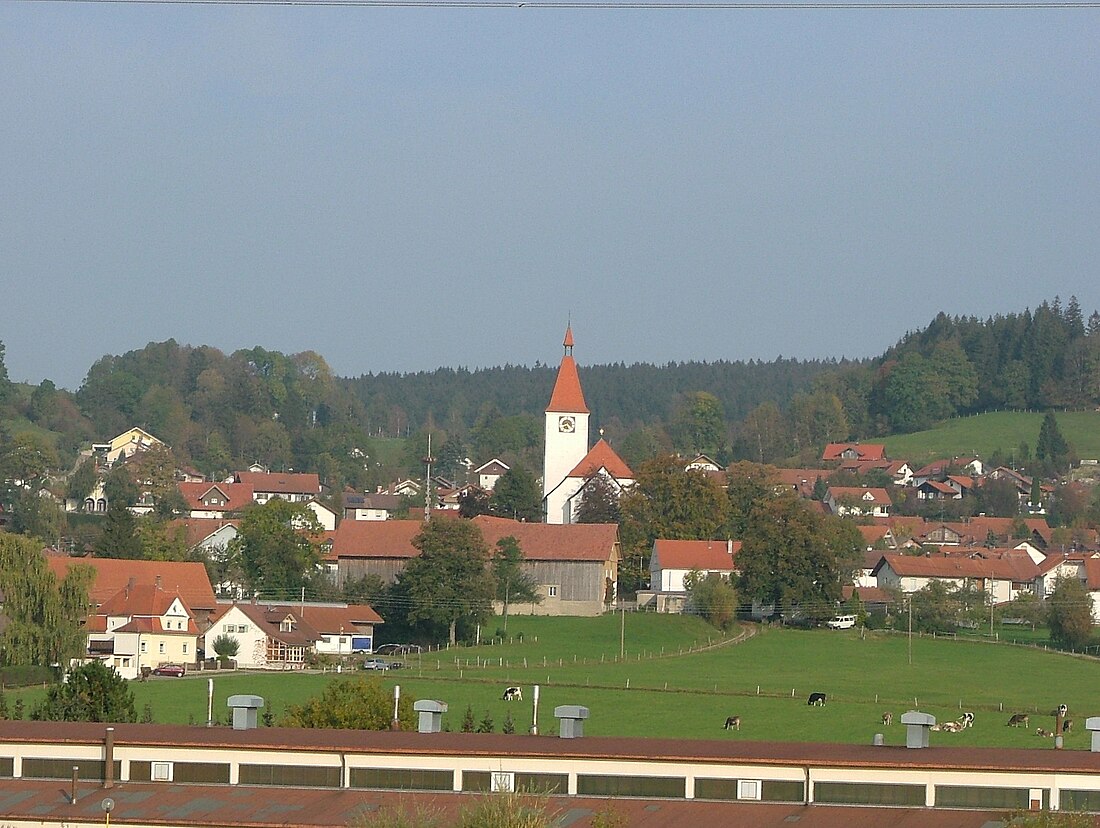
723, 716, 741, 731
502, 686, 522, 701
958, 711, 975, 728
807, 692, 827, 706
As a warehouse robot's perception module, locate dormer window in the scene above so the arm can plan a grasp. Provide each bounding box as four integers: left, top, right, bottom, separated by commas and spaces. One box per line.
280, 615, 295, 633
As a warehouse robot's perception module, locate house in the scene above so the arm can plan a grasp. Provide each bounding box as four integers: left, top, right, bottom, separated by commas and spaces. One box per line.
824, 487, 891, 518
84, 580, 200, 679
645, 539, 739, 613
204, 602, 383, 669
304, 499, 338, 531
95, 427, 166, 466
821, 443, 886, 463
342, 491, 402, 521
872, 553, 1039, 604
232, 471, 321, 504
915, 479, 960, 501
473, 458, 510, 491
45, 556, 219, 627
178, 481, 255, 519
684, 455, 722, 473
167, 518, 239, 561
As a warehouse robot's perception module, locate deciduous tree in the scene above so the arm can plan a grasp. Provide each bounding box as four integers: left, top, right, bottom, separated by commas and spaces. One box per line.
684, 571, 737, 630
1046, 575, 1093, 651
398, 519, 494, 645
489, 466, 542, 522
230, 499, 323, 598
492, 536, 541, 629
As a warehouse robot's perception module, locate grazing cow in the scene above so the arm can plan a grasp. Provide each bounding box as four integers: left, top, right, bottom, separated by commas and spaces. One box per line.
502, 686, 522, 701
958, 712, 975, 728
1062, 719, 1073, 734
881, 712, 893, 726
807, 692, 827, 706
723, 716, 741, 731
1037, 728, 1053, 738
1007, 713, 1030, 727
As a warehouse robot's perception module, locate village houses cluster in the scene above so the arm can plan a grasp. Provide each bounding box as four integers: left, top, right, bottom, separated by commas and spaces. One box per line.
13, 328, 1100, 678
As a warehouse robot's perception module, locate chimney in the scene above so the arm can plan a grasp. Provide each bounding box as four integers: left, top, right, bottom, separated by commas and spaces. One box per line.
103, 727, 115, 789
154, 575, 162, 590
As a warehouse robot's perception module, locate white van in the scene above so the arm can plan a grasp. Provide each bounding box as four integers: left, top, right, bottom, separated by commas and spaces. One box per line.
826, 614, 856, 630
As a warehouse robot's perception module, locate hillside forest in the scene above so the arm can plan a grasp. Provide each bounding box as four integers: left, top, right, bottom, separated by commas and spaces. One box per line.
3, 297, 1099, 497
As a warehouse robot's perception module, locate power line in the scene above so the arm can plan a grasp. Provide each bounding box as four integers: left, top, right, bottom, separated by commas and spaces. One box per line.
10, 0, 1100, 8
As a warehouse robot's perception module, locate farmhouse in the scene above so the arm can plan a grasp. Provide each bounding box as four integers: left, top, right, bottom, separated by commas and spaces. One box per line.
204, 602, 383, 668
872, 553, 1040, 603
643, 539, 739, 613
327, 515, 619, 616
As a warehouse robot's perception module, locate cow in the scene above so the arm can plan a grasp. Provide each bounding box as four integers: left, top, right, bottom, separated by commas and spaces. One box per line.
940, 721, 964, 733
881, 712, 893, 726
958, 712, 975, 728
723, 716, 741, 731
1051, 703, 1068, 718
1062, 719, 1074, 734
502, 686, 522, 701
1007, 713, 1030, 727
807, 692, 827, 706
1036, 727, 1053, 738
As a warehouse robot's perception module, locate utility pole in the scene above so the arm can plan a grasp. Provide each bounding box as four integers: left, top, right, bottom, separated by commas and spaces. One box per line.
907, 596, 913, 666
423, 434, 434, 523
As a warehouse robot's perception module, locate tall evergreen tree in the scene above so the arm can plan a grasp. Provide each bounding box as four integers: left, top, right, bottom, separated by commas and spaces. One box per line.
97, 500, 143, 559
489, 466, 542, 522
1036, 411, 1071, 474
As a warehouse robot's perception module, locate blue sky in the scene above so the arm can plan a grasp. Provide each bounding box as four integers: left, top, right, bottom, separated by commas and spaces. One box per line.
2, 4, 1098, 390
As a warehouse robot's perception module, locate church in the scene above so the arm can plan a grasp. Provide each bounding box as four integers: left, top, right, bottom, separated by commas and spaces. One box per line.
542, 327, 634, 524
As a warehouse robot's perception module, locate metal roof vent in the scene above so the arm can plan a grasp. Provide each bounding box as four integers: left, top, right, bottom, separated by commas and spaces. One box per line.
554, 705, 589, 739
227, 694, 264, 730
1085, 717, 1100, 751
413, 700, 447, 733
900, 711, 935, 748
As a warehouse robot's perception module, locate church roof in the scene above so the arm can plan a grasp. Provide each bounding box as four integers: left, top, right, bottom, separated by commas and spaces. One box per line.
546, 355, 589, 413
546, 328, 589, 414
568, 439, 633, 480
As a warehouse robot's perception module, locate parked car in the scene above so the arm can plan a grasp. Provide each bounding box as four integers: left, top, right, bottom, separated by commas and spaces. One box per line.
361, 658, 393, 671
826, 614, 856, 630
151, 664, 186, 677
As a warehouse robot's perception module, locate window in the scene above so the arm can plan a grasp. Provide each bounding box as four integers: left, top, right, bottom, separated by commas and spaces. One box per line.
238, 624, 248, 633
151, 762, 173, 781
225, 625, 236, 633
159, 642, 166, 654
737, 780, 761, 800
548, 586, 558, 598
140, 642, 147, 654
182, 644, 188, 654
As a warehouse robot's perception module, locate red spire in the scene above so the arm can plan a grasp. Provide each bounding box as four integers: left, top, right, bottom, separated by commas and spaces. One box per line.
547, 328, 588, 413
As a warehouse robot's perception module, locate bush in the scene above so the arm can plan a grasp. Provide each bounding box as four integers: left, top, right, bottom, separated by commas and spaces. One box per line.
0, 665, 57, 687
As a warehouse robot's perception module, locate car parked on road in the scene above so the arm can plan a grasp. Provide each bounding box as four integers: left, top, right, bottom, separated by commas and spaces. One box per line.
361, 658, 393, 671
151, 664, 186, 677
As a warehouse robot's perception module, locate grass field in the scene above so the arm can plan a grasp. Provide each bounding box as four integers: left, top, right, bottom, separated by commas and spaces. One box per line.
882, 410, 1100, 467
10, 615, 1098, 750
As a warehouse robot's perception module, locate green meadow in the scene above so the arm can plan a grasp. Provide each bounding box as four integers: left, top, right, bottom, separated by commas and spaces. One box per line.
882, 410, 1100, 467
10, 615, 1098, 750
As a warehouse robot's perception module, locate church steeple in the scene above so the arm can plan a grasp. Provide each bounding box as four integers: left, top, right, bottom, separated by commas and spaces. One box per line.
546, 326, 588, 414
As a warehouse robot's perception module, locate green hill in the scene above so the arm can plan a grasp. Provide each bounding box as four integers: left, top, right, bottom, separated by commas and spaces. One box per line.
882, 410, 1100, 468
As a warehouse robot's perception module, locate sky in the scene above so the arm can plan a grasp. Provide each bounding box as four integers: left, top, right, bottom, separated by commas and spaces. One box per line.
1, 2, 1098, 391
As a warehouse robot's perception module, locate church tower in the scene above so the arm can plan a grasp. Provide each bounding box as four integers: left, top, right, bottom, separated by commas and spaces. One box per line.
543, 326, 590, 523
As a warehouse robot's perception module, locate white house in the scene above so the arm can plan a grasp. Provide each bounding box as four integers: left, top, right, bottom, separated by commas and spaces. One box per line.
649, 539, 738, 594
825, 487, 891, 518
473, 459, 510, 491
872, 553, 1040, 604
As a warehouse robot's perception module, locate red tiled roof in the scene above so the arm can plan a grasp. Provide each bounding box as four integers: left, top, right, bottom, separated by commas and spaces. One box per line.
652, 539, 736, 571
821, 443, 886, 462
234, 471, 321, 495
208, 602, 381, 646
178, 481, 254, 513
473, 515, 619, 562
330, 519, 425, 559
568, 438, 633, 480
45, 557, 217, 610
546, 355, 589, 413
875, 553, 1039, 581
857, 525, 890, 545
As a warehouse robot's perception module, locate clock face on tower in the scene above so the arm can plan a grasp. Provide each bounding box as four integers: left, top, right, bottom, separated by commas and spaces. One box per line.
558, 416, 576, 433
